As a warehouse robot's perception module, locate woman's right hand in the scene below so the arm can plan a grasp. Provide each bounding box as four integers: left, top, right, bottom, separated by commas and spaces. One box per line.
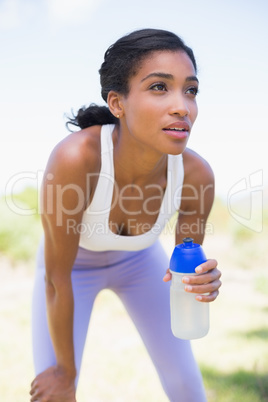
30, 365, 76, 402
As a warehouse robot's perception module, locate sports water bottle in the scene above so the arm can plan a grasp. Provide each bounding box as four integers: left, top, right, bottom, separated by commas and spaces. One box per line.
169, 237, 209, 340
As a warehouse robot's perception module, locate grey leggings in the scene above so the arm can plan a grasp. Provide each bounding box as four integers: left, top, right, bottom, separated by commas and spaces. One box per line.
32, 239, 207, 402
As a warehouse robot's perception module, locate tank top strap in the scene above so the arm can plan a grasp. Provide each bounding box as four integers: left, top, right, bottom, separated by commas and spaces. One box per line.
167, 153, 184, 211
100, 124, 114, 154
85, 124, 115, 214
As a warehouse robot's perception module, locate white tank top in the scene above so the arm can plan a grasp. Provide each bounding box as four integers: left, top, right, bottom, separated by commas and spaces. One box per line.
79, 124, 184, 251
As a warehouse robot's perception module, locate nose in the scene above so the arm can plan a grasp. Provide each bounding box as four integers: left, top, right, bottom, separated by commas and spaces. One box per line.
169, 94, 190, 117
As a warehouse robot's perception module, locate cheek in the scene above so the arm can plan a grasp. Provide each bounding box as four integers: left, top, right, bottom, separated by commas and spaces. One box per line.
191, 102, 198, 122
125, 97, 158, 125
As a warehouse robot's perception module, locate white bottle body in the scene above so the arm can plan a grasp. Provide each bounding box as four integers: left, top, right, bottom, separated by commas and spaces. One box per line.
170, 271, 209, 340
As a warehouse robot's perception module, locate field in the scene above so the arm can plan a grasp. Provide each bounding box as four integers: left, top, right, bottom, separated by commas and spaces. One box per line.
0, 192, 268, 401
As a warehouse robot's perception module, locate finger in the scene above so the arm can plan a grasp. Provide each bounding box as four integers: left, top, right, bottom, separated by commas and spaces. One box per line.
163, 269, 172, 282
184, 279, 222, 295
195, 290, 219, 303
30, 390, 39, 402
30, 379, 36, 389
195, 259, 218, 274
30, 380, 41, 399
182, 269, 221, 286
163, 272, 172, 282
30, 375, 40, 392
29, 386, 39, 398
29, 385, 36, 395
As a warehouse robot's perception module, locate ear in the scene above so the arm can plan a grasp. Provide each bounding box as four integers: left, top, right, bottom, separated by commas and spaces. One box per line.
107, 91, 124, 119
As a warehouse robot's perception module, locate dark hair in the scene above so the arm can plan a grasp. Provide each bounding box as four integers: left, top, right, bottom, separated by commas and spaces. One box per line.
67, 28, 197, 130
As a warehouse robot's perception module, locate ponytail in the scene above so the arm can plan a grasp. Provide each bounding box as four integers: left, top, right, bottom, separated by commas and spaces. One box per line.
66, 103, 118, 131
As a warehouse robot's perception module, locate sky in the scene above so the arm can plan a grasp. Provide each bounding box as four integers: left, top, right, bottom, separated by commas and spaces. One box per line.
1, 0, 268, 203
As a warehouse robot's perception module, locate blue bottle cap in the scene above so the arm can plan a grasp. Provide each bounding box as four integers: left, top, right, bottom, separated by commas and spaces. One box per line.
169, 237, 207, 274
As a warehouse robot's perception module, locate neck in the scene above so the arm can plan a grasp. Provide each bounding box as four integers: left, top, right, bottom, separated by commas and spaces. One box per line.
112, 126, 168, 186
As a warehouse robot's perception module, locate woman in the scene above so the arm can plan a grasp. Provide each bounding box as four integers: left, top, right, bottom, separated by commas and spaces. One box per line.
30, 28, 221, 402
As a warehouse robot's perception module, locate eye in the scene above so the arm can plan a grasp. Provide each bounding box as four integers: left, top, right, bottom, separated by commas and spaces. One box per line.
186, 86, 199, 96
149, 82, 167, 92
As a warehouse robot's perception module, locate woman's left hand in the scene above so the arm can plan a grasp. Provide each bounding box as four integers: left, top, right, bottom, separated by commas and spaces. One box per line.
163, 259, 221, 302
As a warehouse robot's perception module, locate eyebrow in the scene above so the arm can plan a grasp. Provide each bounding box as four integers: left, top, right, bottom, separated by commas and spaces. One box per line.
141, 72, 199, 84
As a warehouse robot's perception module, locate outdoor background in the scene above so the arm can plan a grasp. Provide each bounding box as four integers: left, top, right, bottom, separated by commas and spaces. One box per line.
1, 0, 268, 401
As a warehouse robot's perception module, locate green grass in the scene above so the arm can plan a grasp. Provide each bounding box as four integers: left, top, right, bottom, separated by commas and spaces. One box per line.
0, 188, 42, 262
202, 366, 268, 402
1, 260, 266, 402
1, 191, 268, 400
255, 275, 268, 296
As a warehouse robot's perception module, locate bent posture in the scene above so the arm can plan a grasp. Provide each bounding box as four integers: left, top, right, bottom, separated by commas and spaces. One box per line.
30, 28, 221, 402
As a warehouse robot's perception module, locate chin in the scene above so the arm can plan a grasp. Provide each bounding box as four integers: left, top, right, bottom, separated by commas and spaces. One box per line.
165, 141, 188, 156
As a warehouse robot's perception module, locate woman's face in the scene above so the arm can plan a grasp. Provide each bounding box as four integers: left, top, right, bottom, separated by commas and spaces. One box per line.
119, 50, 199, 155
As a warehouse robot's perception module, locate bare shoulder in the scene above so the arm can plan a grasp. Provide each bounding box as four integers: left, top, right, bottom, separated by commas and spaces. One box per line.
182, 148, 214, 187
180, 148, 215, 217
45, 125, 102, 182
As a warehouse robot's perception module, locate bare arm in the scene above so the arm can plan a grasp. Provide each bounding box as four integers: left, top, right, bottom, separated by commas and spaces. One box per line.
163, 149, 222, 302
176, 148, 215, 245
30, 129, 100, 401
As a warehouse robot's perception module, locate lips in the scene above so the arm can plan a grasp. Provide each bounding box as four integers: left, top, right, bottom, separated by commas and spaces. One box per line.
164, 122, 190, 131
163, 121, 190, 139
